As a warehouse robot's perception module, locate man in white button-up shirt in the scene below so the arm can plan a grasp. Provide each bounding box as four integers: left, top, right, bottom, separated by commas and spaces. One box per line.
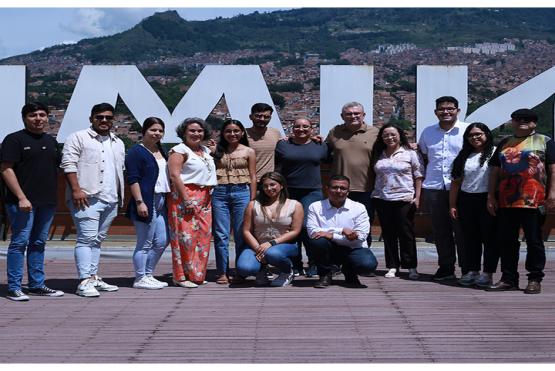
61, 102, 125, 298
307, 175, 378, 288
418, 96, 469, 281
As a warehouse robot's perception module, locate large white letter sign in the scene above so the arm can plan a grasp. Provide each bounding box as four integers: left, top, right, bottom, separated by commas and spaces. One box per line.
320, 65, 373, 137
466, 66, 555, 133
416, 65, 468, 140
171, 64, 281, 140
57, 65, 279, 142
57, 65, 172, 142
0, 66, 26, 138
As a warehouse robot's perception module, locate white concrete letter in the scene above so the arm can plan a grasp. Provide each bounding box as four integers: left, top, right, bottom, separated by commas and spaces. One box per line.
320, 65, 373, 137
0, 66, 26, 139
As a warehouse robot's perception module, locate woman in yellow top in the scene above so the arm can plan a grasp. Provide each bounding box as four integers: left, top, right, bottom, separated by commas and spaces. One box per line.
211, 119, 257, 285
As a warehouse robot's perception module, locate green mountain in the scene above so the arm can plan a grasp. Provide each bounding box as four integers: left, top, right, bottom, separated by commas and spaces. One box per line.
6, 8, 555, 63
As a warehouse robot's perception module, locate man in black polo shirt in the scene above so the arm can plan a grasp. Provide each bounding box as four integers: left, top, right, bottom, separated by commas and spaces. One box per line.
1, 102, 64, 301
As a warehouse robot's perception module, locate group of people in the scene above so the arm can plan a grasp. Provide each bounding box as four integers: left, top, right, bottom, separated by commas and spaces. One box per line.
1, 97, 552, 301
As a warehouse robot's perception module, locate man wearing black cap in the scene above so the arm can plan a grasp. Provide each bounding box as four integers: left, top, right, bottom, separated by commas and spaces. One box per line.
486, 108, 555, 294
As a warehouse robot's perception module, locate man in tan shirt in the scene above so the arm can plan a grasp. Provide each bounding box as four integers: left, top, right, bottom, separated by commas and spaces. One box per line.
325, 102, 379, 245
245, 102, 282, 181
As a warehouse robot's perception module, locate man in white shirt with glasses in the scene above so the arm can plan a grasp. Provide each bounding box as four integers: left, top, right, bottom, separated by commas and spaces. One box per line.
418, 96, 469, 281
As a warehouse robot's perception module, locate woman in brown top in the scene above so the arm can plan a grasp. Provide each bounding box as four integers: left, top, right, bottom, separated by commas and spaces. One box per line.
211, 119, 257, 284
237, 172, 303, 287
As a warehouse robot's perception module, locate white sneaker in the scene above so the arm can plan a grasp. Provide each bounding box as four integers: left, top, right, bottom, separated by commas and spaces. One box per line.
91, 276, 119, 292
76, 279, 100, 297
255, 269, 270, 286
385, 268, 397, 278
133, 276, 163, 290
146, 275, 168, 287
271, 271, 294, 287
7, 289, 30, 301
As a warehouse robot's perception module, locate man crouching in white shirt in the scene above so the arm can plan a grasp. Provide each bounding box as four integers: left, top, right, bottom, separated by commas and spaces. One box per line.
307, 175, 378, 288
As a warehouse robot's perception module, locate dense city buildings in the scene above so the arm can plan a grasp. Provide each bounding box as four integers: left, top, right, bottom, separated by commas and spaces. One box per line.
2, 38, 554, 142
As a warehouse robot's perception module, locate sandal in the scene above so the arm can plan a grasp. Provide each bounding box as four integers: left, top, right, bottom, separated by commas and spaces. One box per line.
216, 275, 229, 284
172, 279, 198, 288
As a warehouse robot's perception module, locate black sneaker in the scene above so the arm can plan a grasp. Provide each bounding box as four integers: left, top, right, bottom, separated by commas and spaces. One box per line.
344, 276, 367, 289
7, 290, 30, 301
293, 268, 304, 277
28, 286, 64, 297
305, 264, 318, 278
314, 274, 332, 289
432, 268, 456, 281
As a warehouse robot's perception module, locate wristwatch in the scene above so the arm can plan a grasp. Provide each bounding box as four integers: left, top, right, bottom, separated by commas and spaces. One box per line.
269, 239, 278, 246
135, 199, 144, 205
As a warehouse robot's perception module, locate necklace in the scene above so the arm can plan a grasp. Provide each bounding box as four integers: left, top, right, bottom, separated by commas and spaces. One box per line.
194, 147, 212, 173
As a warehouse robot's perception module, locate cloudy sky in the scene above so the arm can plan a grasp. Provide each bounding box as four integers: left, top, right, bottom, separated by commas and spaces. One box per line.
0, 6, 292, 59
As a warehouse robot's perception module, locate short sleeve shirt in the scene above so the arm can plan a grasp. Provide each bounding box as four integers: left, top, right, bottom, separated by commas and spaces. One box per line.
246, 127, 282, 181
170, 143, 217, 186
275, 139, 328, 189
489, 133, 555, 209
460, 149, 495, 194
0, 129, 59, 206
325, 123, 379, 192
371, 147, 424, 202
418, 120, 469, 190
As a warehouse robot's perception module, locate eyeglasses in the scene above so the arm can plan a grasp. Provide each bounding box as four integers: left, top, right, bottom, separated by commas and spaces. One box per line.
467, 132, 485, 138
329, 186, 349, 191
94, 115, 114, 121
435, 107, 458, 113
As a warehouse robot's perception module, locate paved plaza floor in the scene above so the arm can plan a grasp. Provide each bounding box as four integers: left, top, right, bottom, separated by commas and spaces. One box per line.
1, 241, 555, 363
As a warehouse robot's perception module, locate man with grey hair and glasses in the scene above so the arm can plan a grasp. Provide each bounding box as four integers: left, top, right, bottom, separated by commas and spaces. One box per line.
325, 102, 379, 246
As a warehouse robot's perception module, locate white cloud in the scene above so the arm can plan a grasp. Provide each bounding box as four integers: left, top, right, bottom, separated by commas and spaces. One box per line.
59, 8, 165, 38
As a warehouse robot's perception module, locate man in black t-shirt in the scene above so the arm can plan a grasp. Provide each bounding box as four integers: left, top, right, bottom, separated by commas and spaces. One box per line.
1, 102, 64, 301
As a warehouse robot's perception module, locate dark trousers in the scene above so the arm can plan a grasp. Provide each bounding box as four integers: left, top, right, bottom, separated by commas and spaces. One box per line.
423, 189, 465, 273
309, 237, 378, 278
373, 198, 417, 269
288, 187, 324, 270
497, 208, 546, 285
457, 192, 499, 273
348, 191, 374, 246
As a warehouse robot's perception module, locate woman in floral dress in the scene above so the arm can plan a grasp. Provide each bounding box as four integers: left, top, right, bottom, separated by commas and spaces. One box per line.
167, 117, 217, 288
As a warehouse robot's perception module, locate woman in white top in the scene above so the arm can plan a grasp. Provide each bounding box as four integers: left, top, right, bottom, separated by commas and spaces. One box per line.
449, 122, 499, 288
237, 172, 303, 287
126, 117, 171, 290
167, 118, 217, 288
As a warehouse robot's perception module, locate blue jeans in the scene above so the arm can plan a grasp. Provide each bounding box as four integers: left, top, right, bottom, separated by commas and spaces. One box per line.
133, 193, 169, 278
5, 203, 56, 291
69, 197, 118, 279
288, 188, 323, 269
236, 243, 298, 276
212, 183, 251, 275
309, 237, 378, 277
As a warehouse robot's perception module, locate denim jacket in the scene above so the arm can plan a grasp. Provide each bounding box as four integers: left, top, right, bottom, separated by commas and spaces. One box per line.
60, 127, 126, 207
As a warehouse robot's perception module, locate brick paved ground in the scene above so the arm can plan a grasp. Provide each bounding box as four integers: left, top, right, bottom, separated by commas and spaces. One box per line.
1, 242, 555, 363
